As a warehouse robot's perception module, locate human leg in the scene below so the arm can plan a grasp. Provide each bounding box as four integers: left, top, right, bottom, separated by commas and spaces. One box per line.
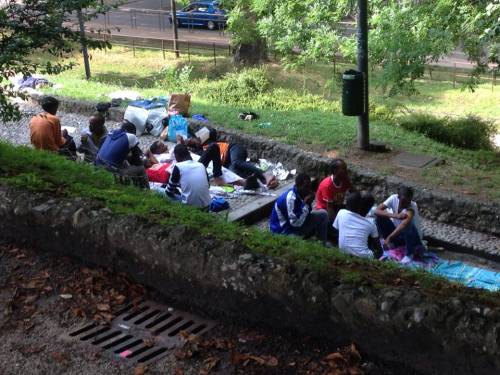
296, 209, 329, 244
375, 216, 405, 247
199, 143, 222, 178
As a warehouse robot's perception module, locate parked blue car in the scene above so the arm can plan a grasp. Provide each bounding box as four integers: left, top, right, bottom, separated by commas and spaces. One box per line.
170, 1, 227, 30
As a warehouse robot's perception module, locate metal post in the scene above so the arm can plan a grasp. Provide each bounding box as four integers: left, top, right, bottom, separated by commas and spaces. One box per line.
158, 13, 162, 31
77, 10, 91, 80
170, 0, 179, 58
187, 40, 191, 62
162, 40, 165, 59
357, 0, 369, 150
213, 43, 216, 66
132, 39, 135, 57
453, 63, 456, 88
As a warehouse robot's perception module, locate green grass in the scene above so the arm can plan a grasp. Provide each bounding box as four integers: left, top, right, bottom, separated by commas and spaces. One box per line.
2, 140, 499, 303
38, 46, 500, 201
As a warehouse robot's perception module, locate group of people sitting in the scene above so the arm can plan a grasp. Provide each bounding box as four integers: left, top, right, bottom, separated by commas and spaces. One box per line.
29, 96, 424, 262
270, 160, 425, 263
29, 96, 277, 211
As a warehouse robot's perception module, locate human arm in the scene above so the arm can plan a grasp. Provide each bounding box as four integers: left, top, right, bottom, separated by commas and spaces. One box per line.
287, 191, 312, 228
374, 203, 408, 220
165, 165, 181, 197
52, 117, 66, 148
384, 209, 415, 246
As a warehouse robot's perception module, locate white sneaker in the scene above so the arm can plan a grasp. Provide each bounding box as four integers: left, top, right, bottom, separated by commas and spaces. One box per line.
401, 255, 413, 264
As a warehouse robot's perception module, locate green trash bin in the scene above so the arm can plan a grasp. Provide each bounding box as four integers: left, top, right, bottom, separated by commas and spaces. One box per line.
342, 70, 365, 116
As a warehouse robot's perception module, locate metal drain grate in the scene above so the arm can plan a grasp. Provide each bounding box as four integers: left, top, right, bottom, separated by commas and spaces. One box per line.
68, 301, 216, 366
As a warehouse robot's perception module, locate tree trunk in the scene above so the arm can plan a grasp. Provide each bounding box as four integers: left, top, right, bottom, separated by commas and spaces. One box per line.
233, 39, 267, 65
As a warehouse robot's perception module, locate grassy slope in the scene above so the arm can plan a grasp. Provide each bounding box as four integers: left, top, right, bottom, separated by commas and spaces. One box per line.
38, 47, 499, 200
1, 141, 498, 303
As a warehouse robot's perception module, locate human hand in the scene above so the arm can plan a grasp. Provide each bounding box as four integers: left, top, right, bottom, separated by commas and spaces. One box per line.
304, 193, 315, 205
383, 237, 392, 249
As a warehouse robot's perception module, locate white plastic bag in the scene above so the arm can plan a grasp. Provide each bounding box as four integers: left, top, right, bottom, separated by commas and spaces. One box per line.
124, 106, 149, 135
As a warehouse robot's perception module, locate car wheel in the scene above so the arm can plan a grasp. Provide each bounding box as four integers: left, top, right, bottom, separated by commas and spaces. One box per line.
207, 20, 215, 30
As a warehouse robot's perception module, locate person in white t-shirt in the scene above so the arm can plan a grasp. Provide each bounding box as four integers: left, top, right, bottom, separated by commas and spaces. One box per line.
165, 144, 211, 209
374, 186, 425, 263
333, 191, 381, 259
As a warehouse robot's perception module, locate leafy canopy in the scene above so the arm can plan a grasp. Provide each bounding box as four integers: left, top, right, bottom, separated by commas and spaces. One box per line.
0, 0, 115, 121
223, 0, 499, 94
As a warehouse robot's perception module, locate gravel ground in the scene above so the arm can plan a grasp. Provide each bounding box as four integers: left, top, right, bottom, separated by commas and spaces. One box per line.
0, 103, 279, 214
0, 242, 404, 375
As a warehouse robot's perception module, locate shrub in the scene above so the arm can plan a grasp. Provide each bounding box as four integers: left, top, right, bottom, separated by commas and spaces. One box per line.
398, 113, 496, 150
201, 67, 271, 106
157, 64, 193, 92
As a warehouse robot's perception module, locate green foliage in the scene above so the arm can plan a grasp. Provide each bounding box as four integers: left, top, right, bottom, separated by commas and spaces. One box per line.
200, 67, 271, 106
222, 0, 498, 93
0, 0, 115, 121
196, 67, 341, 112
399, 113, 496, 150
157, 64, 194, 92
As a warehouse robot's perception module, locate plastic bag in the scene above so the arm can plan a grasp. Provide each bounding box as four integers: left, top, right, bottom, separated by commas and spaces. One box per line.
167, 115, 189, 142
148, 107, 168, 137
124, 106, 149, 135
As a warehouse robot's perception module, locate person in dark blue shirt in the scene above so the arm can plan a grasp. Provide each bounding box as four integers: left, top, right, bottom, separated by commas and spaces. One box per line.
270, 173, 329, 246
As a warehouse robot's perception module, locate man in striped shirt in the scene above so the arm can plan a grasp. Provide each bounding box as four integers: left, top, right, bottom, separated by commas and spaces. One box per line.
270, 173, 329, 246
166, 144, 211, 209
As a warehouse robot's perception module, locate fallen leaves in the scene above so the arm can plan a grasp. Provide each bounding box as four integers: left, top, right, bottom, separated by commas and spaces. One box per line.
322, 344, 363, 375
134, 364, 148, 375
199, 356, 220, 375
50, 351, 70, 365
230, 352, 279, 367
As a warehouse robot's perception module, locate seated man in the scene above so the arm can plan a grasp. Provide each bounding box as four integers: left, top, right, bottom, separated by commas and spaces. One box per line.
78, 113, 108, 163
95, 121, 148, 188
165, 144, 211, 209
374, 186, 424, 264
315, 158, 352, 222
333, 191, 381, 259
270, 173, 329, 246
29, 96, 76, 158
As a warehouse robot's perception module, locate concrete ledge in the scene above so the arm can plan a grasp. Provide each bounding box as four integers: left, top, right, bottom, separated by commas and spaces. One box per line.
1, 184, 499, 375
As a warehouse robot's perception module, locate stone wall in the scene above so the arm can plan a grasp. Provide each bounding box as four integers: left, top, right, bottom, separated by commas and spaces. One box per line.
1, 184, 499, 375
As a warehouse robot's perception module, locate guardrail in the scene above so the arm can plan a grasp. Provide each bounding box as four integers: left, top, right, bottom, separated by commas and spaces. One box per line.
89, 32, 231, 65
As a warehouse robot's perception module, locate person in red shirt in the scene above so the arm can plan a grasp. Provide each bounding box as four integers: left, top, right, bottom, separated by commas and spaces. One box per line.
315, 159, 352, 222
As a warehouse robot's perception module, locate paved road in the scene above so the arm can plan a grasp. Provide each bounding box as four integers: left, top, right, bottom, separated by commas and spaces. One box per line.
94, 3, 484, 70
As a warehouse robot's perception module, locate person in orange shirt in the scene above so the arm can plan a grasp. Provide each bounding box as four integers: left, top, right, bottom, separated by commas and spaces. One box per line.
29, 96, 76, 157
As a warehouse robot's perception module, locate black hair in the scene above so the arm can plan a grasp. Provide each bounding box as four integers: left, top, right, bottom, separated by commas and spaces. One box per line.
120, 120, 136, 135
359, 191, 375, 217
149, 140, 163, 154
329, 158, 347, 175
295, 173, 310, 187
244, 174, 260, 190
208, 128, 218, 142
40, 96, 59, 113
398, 186, 414, 200
346, 191, 362, 213
89, 113, 106, 136
173, 144, 191, 161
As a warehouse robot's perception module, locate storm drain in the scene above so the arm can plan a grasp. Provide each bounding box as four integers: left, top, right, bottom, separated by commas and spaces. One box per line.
68, 301, 216, 366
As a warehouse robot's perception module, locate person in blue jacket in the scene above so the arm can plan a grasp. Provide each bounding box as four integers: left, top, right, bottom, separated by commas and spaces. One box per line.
270, 173, 329, 246
95, 121, 148, 188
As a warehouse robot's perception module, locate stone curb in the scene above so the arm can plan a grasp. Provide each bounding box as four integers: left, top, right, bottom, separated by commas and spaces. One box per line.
1, 184, 499, 375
